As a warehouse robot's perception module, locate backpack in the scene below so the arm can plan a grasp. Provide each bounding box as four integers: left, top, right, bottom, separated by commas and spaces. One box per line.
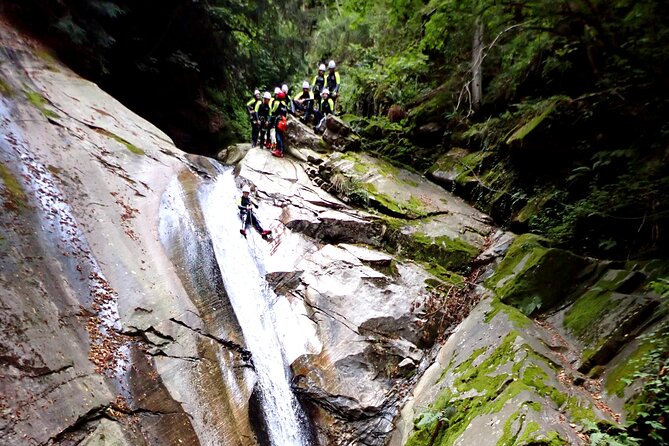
277, 116, 287, 132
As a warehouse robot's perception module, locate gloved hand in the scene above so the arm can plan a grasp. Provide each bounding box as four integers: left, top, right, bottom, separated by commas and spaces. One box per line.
254, 203, 259, 209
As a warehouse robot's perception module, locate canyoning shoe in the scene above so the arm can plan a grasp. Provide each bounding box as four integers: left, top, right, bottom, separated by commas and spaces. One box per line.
240, 229, 247, 237
271, 150, 283, 158
261, 230, 271, 236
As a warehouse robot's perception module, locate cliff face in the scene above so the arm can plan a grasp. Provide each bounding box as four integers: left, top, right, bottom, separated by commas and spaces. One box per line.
1, 16, 666, 446
0, 19, 256, 445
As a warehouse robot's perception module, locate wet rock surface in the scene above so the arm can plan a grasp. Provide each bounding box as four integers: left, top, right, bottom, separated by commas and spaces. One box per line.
232, 147, 496, 444
2, 15, 662, 446
0, 21, 255, 445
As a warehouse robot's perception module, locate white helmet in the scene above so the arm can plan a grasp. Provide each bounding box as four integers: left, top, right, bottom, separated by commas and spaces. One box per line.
281, 84, 289, 93
321, 88, 330, 96
263, 91, 271, 99
328, 60, 336, 69
274, 87, 281, 95
242, 185, 250, 193
254, 89, 260, 96
302, 80, 310, 89
318, 63, 326, 71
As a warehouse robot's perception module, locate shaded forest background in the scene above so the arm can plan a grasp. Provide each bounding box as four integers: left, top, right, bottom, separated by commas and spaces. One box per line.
2, 0, 668, 260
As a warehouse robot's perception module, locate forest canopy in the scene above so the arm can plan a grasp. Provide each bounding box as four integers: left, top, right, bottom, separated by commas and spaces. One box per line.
3, 0, 668, 259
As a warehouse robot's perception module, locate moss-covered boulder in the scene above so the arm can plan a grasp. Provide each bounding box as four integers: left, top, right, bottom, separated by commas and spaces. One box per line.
546, 261, 668, 373
426, 147, 470, 189
322, 152, 453, 218
601, 317, 669, 421
485, 234, 597, 315
506, 100, 558, 147
390, 298, 611, 446
380, 214, 490, 274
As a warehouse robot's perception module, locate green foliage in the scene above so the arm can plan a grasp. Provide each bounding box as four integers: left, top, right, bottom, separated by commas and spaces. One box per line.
622, 326, 669, 444
5, 0, 317, 154
582, 421, 641, 446
649, 278, 669, 298
414, 406, 456, 428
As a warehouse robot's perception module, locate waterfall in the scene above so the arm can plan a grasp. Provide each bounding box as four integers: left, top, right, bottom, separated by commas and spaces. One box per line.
200, 167, 310, 446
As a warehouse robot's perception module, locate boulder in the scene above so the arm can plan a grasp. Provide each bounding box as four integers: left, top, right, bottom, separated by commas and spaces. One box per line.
286, 114, 330, 153
390, 298, 613, 446
217, 142, 251, 164
485, 233, 598, 315
322, 115, 361, 152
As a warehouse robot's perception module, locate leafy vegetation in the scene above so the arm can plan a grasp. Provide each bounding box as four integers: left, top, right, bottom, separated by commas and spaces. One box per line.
4, 0, 319, 154
305, 0, 669, 259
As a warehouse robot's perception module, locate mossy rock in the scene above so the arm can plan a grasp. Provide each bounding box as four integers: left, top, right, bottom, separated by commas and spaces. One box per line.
511, 192, 553, 228
0, 74, 14, 96
559, 266, 663, 373
0, 162, 27, 211
603, 320, 669, 419
486, 233, 596, 315
408, 83, 456, 127
24, 89, 59, 119
426, 148, 470, 188
325, 152, 449, 219
380, 217, 479, 273
505, 96, 570, 148
403, 299, 600, 446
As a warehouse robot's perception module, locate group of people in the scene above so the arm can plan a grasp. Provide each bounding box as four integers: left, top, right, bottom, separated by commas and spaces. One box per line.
245, 60, 341, 158
239, 61, 341, 238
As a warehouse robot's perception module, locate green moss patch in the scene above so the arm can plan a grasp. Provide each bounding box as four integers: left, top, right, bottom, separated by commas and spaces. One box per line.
406, 331, 587, 445
0, 75, 13, 96
332, 152, 435, 218
563, 276, 624, 340
484, 299, 532, 329
506, 99, 558, 145
409, 84, 454, 126
24, 89, 59, 119
485, 233, 595, 315
0, 163, 27, 211
379, 216, 479, 273
95, 128, 145, 155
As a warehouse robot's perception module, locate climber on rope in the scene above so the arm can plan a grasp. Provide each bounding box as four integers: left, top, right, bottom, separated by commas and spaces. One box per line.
246, 89, 262, 147
255, 91, 273, 149
293, 81, 315, 123
270, 91, 289, 158
312, 63, 326, 99
315, 88, 335, 134
239, 185, 271, 238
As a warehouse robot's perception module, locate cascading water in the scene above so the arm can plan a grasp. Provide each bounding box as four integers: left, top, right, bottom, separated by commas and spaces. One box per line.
200, 166, 310, 446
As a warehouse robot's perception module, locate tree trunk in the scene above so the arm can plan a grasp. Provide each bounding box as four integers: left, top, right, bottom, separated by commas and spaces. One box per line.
471, 17, 484, 111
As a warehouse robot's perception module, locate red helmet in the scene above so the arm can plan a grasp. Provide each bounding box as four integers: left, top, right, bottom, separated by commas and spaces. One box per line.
277, 92, 286, 100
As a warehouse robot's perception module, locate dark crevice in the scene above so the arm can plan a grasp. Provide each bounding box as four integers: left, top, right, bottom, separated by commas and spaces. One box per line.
0, 356, 74, 378
168, 317, 254, 367
46, 405, 108, 445
147, 350, 203, 363
122, 325, 175, 346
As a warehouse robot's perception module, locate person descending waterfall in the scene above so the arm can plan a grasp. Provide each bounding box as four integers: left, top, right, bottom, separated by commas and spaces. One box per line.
239, 185, 271, 238
246, 89, 262, 147
256, 91, 273, 149
271, 91, 289, 158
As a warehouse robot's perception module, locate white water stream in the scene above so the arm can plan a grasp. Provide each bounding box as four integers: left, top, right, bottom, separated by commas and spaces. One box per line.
200, 167, 309, 446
